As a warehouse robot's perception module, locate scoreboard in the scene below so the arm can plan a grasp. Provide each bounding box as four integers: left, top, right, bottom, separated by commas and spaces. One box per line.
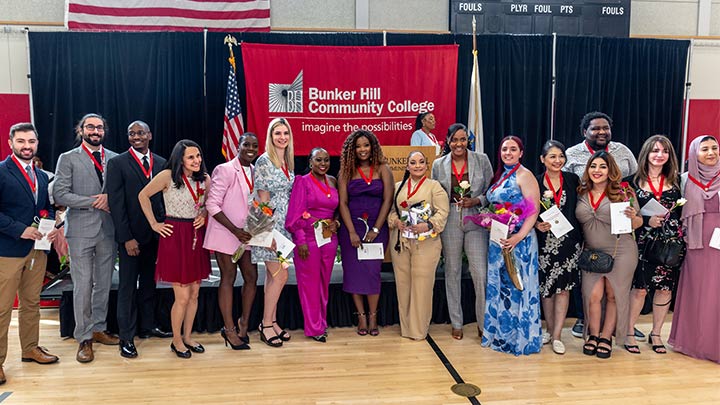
450, 0, 630, 37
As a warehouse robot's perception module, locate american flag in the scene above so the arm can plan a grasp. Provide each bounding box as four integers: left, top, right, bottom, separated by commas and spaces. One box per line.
65, 0, 271, 32
222, 61, 244, 161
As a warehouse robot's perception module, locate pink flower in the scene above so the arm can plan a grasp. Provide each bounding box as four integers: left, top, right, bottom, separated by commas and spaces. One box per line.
302, 211, 311, 220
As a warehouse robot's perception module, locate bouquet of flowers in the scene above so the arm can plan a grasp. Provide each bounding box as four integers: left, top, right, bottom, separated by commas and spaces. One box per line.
231, 199, 276, 263
399, 200, 438, 241
464, 198, 537, 290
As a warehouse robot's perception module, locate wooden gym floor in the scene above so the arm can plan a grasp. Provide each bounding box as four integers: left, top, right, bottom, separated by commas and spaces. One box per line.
0, 310, 718, 404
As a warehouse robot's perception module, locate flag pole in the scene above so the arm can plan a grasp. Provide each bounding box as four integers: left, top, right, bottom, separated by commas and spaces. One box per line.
224, 34, 238, 72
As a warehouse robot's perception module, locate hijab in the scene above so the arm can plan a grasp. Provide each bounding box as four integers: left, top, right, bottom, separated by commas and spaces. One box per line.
681, 135, 720, 249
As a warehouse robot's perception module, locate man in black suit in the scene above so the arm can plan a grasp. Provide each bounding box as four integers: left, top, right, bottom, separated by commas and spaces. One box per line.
0, 123, 59, 385
107, 120, 171, 359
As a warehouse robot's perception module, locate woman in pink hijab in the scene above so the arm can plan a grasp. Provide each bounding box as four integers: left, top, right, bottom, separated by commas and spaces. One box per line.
669, 135, 720, 363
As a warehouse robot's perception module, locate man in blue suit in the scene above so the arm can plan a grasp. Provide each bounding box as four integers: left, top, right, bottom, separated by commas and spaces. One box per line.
0, 123, 60, 386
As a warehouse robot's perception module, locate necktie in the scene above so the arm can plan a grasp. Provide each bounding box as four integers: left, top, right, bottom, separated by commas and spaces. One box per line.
26, 165, 37, 202
92, 151, 104, 185
142, 156, 150, 171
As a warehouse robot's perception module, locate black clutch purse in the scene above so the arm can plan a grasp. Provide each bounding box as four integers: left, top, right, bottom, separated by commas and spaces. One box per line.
577, 237, 618, 274
642, 222, 686, 267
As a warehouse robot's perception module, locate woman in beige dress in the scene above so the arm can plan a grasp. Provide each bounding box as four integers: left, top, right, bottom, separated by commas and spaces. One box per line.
575, 151, 642, 359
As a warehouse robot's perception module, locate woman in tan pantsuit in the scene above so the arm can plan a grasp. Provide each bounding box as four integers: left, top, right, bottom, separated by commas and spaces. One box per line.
575, 151, 642, 359
388, 151, 449, 340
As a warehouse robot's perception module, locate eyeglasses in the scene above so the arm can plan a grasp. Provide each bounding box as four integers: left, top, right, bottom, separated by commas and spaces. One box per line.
128, 130, 147, 137
84, 124, 105, 132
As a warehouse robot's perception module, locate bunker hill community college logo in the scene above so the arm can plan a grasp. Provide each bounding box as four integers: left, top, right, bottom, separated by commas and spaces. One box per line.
269, 71, 303, 113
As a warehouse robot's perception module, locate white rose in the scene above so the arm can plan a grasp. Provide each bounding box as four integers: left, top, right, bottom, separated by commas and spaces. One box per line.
676, 198, 687, 207
459, 180, 471, 189
543, 190, 554, 199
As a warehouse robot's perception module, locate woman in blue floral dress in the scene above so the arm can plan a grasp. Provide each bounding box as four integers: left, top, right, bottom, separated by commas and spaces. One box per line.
482, 136, 542, 355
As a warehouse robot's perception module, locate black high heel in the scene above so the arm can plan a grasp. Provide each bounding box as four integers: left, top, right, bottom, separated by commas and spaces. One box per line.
258, 324, 283, 348
236, 318, 250, 344
623, 334, 641, 354
272, 320, 291, 342
368, 312, 380, 336
649, 333, 667, 354
221, 327, 250, 350
183, 340, 205, 353
170, 342, 191, 359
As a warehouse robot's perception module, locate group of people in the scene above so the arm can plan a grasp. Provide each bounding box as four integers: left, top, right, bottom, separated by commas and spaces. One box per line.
1, 110, 719, 385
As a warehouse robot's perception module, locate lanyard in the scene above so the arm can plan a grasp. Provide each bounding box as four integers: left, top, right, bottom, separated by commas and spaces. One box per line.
452, 159, 467, 185
240, 165, 254, 193
647, 175, 664, 200
82, 143, 104, 173
280, 164, 290, 180
544, 172, 563, 207
490, 163, 520, 193
357, 166, 374, 185
129, 148, 153, 179
182, 174, 201, 205
688, 173, 720, 192
11, 155, 36, 193
406, 177, 426, 200
589, 191, 606, 211
585, 141, 608, 154
310, 173, 332, 198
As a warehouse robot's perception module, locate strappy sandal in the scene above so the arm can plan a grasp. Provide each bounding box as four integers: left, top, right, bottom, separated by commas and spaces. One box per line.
623, 334, 641, 354
649, 333, 667, 354
452, 328, 463, 340
596, 337, 613, 359
272, 320, 291, 342
368, 312, 380, 336
258, 324, 283, 348
355, 312, 368, 336
583, 335, 599, 356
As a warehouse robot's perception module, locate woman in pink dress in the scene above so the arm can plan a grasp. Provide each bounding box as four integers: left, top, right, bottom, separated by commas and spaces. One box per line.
285, 148, 340, 342
669, 135, 720, 363
203, 133, 259, 350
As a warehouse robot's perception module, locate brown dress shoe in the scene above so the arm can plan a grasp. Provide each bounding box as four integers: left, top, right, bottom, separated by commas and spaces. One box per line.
21, 346, 59, 364
0, 366, 6, 385
93, 331, 120, 346
77, 340, 94, 363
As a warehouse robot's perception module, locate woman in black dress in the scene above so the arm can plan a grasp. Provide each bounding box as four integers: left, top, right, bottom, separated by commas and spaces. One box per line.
624, 135, 685, 354
534, 140, 582, 355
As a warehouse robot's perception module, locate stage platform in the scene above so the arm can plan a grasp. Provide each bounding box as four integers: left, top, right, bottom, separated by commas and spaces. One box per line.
44, 259, 498, 338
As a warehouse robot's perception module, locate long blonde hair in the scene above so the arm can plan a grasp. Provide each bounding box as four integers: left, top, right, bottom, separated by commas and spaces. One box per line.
265, 117, 295, 171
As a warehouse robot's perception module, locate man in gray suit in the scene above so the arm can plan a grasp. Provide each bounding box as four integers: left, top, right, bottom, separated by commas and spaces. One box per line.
54, 113, 119, 363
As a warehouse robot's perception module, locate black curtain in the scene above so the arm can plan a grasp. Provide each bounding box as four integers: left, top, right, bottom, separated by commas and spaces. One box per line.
554, 36, 690, 156
29, 32, 205, 171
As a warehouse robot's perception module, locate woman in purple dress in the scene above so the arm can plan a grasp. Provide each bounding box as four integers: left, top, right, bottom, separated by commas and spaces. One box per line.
669, 135, 720, 364
338, 130, 394, 336
285, 148, 340, 342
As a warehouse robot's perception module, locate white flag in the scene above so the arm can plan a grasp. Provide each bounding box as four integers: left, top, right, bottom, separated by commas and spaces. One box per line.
468, 49, 484, 154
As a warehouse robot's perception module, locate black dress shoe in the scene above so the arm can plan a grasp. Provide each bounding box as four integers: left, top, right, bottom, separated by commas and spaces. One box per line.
139, 328, 173, 339
184, 341, 205, 353
119, 340, 138, 358
170, 343, 191, 359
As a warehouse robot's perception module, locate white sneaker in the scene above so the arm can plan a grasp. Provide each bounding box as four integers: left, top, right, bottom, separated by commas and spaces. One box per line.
542, 332, 551, 345
552, 339, 566, 355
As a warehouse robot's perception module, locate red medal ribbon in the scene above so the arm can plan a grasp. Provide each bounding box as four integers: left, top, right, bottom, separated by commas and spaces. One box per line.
280, 164, 290, 180
425, 131, 438, 146
406, 177, 427, 201
128, 148, 153, 179
544, 172, 564, 207
688, 173, 720, 192
182, 174, 201, 205
11, 155, 36, 193
240, 165, 254, 193
589, 191, 606, 211
81, 143, 105, 173
452, 159, 467, 185
357, 166, 374, 185
490, 163, 521, 193
310, 173, 332, 198
585, 141, 609, 154
647, 175, 665, 200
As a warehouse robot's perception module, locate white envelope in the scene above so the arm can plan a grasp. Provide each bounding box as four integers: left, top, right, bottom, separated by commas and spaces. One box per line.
314, 223, 332, 247
539, 205, 574, 239
709, 228, 720, 251
247, 230, 273, 248
610, 202, 632, 235
357, 243, 384, 260
639, 198, 669, 217
34, 218, 55, 251
273, 229, 296, 259
489, 219, 509, 246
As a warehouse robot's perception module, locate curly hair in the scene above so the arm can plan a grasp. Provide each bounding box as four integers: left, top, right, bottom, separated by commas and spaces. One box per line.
577, 151, 624, 202
339, 129, 386, 182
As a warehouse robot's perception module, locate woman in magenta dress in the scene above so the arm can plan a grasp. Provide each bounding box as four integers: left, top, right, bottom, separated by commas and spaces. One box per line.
139, 140, 211, 359
669, 135, 720, 363
338, 130, 394, 336
286, 148, 340, 342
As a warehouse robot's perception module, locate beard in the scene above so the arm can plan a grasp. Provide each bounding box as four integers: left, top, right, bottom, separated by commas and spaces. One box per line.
13, 147, 36, 161
82, 133, 104, 146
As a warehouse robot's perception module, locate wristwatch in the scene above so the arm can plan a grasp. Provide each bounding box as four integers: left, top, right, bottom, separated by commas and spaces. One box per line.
371, 227, 379, 233
427, 222, 434, 230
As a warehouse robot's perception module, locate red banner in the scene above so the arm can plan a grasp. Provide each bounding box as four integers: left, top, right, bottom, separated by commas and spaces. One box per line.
242, 43, 458, 155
